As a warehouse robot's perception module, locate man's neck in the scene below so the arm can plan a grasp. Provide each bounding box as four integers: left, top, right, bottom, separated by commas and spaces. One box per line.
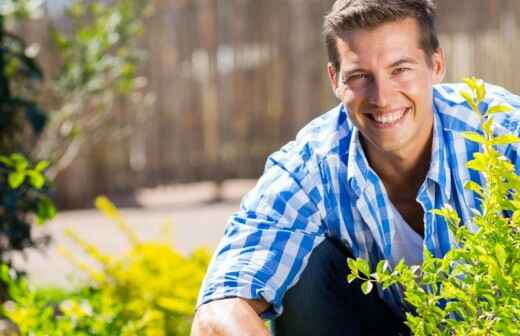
363, 128, 433, 198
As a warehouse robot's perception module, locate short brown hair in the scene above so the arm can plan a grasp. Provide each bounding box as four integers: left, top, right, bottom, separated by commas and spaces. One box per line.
323, 0, 439, 72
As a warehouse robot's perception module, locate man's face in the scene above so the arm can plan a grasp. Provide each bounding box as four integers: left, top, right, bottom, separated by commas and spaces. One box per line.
327, 18, 445, 158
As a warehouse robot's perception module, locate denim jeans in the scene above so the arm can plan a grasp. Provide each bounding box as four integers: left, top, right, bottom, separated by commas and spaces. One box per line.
271, 239, 410, 336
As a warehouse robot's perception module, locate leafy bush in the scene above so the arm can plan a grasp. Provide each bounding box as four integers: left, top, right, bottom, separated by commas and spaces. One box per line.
348, 78, 520, 335
35, 0, 153, 177
2, 197, 210, 335
0, 153, 55, 252
0, 1, 54, 277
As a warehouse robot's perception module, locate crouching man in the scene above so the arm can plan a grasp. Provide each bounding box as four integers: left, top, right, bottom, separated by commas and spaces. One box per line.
191, 0, 520, 335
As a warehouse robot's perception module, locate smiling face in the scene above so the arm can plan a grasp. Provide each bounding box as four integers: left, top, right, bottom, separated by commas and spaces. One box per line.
328, 17, 445, 161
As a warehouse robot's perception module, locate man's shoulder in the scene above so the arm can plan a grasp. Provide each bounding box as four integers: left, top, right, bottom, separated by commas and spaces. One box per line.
433, 82, 520, 133
267, 104, 350, 174
295, 104, 349, 150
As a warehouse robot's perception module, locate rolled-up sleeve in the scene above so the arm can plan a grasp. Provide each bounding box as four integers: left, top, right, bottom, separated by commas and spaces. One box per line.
196, 149, 327, 318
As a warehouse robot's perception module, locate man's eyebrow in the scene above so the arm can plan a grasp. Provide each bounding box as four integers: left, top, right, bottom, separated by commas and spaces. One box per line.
340, 58, 418, 79
388, 58, 418, 68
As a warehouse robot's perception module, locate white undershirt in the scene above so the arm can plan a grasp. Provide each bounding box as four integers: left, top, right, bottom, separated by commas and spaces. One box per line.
390, 202, 424, 267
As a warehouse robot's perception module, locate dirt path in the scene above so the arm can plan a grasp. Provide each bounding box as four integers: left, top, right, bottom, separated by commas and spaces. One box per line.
12, 179, 256, 288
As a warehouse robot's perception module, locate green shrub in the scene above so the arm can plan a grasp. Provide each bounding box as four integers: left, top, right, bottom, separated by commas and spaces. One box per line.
0, 0, 54, 275
0, 153, 55, 255
348, 78, 520, 335
2, 196, 210, 335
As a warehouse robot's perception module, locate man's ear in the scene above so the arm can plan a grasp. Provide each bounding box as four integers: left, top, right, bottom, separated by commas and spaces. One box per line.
327, 62, 340, 97
431, 47, 446, 84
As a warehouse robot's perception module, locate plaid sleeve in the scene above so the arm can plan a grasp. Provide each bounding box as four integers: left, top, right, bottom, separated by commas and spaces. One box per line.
196, 149, 327, 318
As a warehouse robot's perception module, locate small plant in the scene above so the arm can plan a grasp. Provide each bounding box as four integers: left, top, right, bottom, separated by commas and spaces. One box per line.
347, 78, 520, 335
0, 0, 54, 276
0, 153, 54, 288
0, 153, 55, 224
2, 196, 210, 335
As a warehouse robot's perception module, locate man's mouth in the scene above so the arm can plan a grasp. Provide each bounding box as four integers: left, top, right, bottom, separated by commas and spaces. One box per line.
368, 107, 409, 127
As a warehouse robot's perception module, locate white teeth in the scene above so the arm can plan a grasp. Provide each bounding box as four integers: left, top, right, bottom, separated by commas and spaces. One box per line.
373, 109, 406, 124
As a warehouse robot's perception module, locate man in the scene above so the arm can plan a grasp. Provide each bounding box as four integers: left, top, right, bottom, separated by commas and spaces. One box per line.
192, 1, 520, 335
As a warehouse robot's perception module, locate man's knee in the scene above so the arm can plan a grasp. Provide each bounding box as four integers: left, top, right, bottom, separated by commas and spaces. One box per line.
273, 238, 360, 336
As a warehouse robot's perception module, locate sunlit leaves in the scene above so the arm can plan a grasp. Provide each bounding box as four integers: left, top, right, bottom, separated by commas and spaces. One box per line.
1, 153, 49, 190
461, 131, 487, 145
361, 280, 373, 295
491, 134, 520, 145
36, 197, 56, 225
1, 200, 210, 334
488, 104, 513, 115
1, 153, 55, 225
461, 90, 477, 112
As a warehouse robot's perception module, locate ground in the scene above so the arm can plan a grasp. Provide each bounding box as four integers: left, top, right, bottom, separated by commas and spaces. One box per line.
11, 179, 256, 288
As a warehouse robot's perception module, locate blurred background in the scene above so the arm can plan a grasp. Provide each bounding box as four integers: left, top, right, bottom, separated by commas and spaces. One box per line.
0, 0, 519, 334
37, 0, 520, 208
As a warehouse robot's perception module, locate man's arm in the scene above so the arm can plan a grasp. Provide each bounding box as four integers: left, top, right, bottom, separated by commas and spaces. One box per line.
191, 297, 271, 336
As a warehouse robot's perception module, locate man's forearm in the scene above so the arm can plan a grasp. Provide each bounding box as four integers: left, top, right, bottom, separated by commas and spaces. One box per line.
191, 298, 271, 336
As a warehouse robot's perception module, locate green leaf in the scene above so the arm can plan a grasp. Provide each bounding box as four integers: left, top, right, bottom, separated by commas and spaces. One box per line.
487, 104, 512, 115
36, 198, 57, 224
8, 171, 26, 188
476, 81, 486, 102
495, 244, 507, 269
479, 255, 499, 275
376, 260, 389, 274
347, 274, 357, 284
491, 134, 520, 145
357, 259, 371, 277
0, 265, 9, 283
461, 131, 487, 144
467, 159, 486, 172
465, 180, 483, 195
361, 280, 373, 295
441, 282, 463, 299
0, 156, 12, 166
461, 91, 477, 111
34, 160, 50, 172
347, 258, 357, 272
27, 171, 45, 189
513, 263, 520, 278
463, 77, 478, 92
431, 205, 460, 225
482, 117, 493, 135
10, 153, 28, 171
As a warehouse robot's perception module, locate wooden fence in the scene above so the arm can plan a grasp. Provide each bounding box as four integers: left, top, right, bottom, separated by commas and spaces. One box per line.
45, 0, 520, 208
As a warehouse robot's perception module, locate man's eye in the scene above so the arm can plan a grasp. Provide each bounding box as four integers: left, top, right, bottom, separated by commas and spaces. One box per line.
347, 73, 369, 83
393, 67, 410, 75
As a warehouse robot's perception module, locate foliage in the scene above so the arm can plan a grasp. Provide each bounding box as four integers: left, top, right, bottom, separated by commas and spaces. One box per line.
0, 1, 44, 20
2, 197, 210, 335
0, 153, 55, 230
34, 0, 154, 178
0, 0, 45, 152
347, 78, 520, 335
0, 1, 54, 276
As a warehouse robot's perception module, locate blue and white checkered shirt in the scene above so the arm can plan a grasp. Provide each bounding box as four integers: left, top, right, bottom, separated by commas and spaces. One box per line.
197, 83, 520, 318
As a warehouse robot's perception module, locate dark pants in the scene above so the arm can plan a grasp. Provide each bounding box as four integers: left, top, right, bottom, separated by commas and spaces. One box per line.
272, 239, 410, 336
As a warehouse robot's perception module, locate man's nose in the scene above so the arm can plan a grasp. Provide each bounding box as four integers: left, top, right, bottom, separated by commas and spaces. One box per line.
368, 78, 393, 108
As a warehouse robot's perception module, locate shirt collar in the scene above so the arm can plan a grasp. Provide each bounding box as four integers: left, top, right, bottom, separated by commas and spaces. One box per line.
346, 124, 371, 196
425, 106, 452, 200
345, 104, 452, 201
